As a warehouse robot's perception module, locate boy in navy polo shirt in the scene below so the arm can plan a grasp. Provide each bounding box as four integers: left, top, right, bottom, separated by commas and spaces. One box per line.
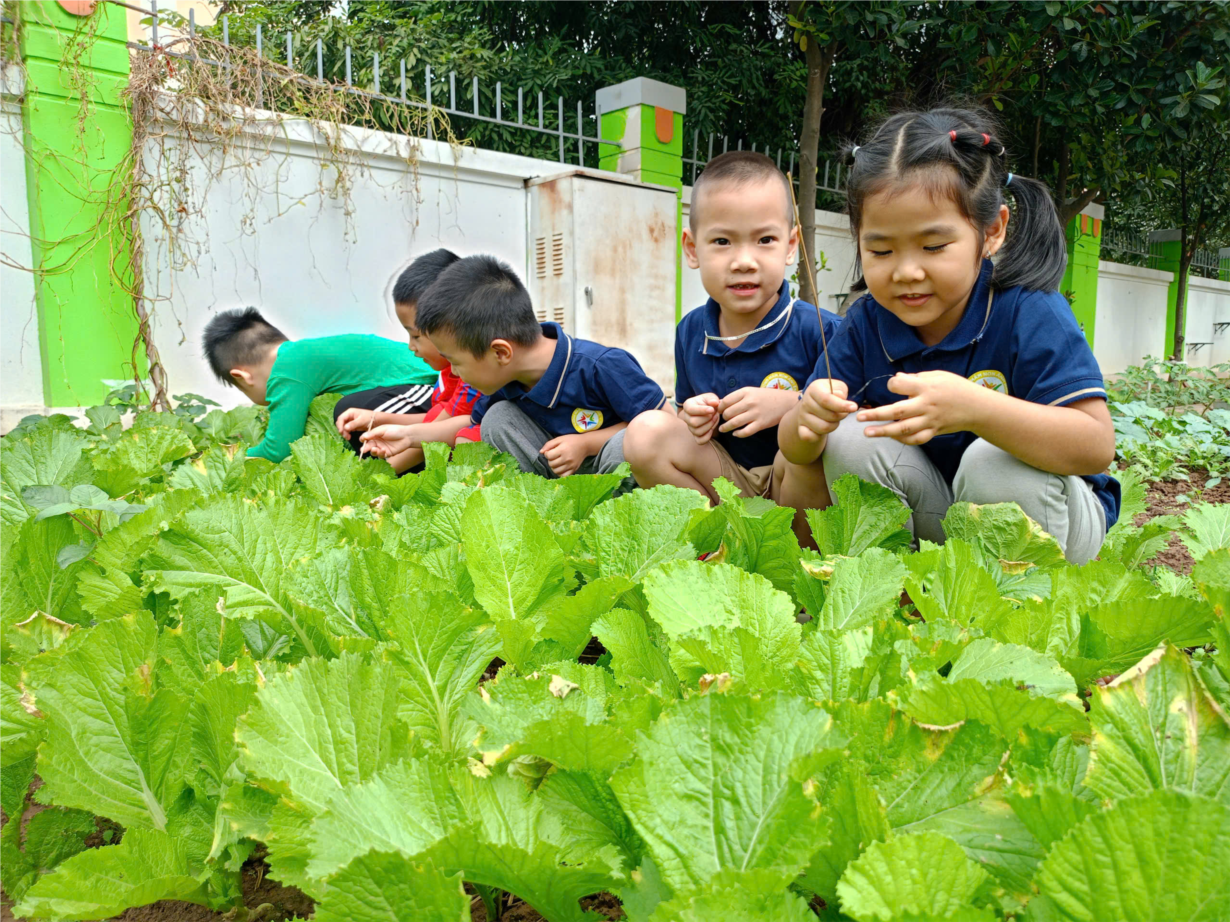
623, 151, 842, 536
780, 107, 1118, 564
414, 254, 667, 477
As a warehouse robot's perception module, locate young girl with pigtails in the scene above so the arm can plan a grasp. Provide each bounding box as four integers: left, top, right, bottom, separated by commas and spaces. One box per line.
779, 107, 1119, 564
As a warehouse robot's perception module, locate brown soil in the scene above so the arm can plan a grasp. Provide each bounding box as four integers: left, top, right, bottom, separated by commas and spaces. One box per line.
115, 858, 315, 921
468, 890, 625, 921
1135, 468, 1230, 575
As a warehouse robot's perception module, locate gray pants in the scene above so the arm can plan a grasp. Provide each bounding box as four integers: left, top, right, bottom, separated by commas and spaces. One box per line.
823, 419, 1107, 564
481, 401, 628, 478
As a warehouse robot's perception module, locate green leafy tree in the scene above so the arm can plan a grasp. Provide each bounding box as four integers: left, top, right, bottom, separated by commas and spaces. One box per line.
785, 1, 918, 305
1137, 59, 1230, 358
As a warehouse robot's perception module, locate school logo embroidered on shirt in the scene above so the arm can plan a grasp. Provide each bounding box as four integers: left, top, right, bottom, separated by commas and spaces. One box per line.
571, 408, 604, 432
969, 369, 1008, 394
760, 371, 799, 391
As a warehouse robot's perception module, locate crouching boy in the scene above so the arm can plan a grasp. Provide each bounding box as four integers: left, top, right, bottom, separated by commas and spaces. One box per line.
202, 307, 437, 463
622, 151, 842, 542
414, 255, 667, 477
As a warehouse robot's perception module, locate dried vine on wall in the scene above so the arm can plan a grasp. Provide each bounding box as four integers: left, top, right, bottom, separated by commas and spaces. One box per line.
5, 1, 459, 411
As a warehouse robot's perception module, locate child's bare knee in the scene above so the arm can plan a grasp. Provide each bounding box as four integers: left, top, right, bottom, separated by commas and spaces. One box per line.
624, 410, 680, 466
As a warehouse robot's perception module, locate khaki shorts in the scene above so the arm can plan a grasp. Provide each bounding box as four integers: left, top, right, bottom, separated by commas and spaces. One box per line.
710, 440, 777, 499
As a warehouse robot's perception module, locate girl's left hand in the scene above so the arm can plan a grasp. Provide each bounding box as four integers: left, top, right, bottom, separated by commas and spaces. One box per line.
856, 371, 987, 445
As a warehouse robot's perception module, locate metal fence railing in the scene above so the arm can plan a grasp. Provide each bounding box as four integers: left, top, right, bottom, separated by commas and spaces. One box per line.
113, 0, 846, 193
1102, 227, 1226, 280
1191, 246, 1226, 280
1101, 227, 1164, 269
681, 130, 846, 194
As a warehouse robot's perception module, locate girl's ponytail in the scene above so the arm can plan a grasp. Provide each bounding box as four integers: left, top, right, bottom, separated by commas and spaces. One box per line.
997, 173, 1067, 292
844, 106, 1070, 293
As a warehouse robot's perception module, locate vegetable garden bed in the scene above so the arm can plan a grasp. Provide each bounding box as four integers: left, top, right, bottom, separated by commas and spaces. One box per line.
1, 388, 1228, 922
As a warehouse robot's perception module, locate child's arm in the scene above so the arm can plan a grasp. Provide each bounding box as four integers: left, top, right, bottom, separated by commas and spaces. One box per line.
778, 379, 858, 465
857, 371, 1115, 475
245, 380, 315, 463
716, 387, 805, 437
541, 423, 628, 477
336, 407, 425, 439
359, 415, 471, 457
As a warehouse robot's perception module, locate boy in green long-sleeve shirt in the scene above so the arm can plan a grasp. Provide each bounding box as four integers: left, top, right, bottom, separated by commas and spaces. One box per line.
203, 307, 438, 463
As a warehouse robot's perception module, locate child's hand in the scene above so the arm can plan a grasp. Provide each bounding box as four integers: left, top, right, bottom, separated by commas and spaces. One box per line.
680, 394, 721, 444
359, 423, 418, 458
717, 386, 797, 437
336, 407, 376, 438
797, 379, 856, 442
541, 433, 590, 477
857, 371, 984, 445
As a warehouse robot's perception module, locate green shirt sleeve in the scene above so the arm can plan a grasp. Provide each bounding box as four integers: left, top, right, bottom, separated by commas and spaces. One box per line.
244, 373, 315, 463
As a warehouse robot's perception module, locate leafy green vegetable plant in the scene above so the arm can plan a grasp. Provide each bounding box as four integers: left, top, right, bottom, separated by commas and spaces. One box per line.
1, 398, 1227, 922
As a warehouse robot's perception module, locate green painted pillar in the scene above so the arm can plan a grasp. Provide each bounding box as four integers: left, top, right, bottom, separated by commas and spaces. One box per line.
1059, 202, 1103, 346
1149, 229, 1185, 360
19, 0, 139, 408
595, 77, 686, 320
1219, 247, 1229, 283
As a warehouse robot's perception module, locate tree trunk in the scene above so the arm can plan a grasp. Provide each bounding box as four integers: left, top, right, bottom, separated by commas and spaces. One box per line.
1058, 186, 1101, 228
1171, 163, 1195, 361
1055, 140, 1069, 209
791, 0, 833, 307
1031, 114, 1042, 178
1172, 250, 1190, 361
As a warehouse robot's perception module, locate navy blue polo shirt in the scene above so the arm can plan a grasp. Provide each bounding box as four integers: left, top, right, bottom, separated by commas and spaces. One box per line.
808, 259, 1120, 527
675, 282, 842, 470
469, 323, 666, 437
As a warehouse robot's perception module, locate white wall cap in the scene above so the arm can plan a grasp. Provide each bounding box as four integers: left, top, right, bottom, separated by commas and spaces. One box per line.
1080, 202, 1105, 220
1148, 228, 1181, 243
526, 167, 676, 195
596, 77, 686, 116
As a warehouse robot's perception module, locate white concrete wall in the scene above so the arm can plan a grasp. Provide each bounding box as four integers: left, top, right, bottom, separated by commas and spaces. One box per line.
1, 67, 44, 426
1093, 260, 1173, 374
1184, 274, 1230, 368
142, 111, 549, 405
680, 187, 857, 316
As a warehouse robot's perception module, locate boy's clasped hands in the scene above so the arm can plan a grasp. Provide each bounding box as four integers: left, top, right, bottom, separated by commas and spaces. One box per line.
796, 370, 993, 446
681, 386, 801, 444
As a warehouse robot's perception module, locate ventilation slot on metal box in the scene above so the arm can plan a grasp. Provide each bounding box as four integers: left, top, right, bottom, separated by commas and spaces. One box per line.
535, 237, 548, 279
552, 232, 565, 277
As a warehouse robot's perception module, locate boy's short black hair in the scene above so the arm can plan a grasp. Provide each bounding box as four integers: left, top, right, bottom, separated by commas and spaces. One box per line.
415, 255, 541, 356
202, 307, 288, 386
392, 248, 460, 307
690, 150, 794, 231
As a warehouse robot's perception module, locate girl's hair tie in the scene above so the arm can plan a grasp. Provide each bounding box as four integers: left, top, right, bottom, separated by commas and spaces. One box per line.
851, 145, 861, 158
981, 133, 991, 146
1005, 173, 1014, 187
948, 130, 958, 142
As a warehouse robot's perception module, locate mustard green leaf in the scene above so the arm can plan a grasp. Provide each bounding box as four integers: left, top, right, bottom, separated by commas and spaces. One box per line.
836, 832, 991, 922
942, 502, 1067, 569
16, 827, 223, 921
1085, 643, 1230, 805
236, 651, 415, 815
610, 690, 838, 893
805, 474, 912, 557
1034, 791, 1230, 922
31, 613, 187, 831
580, 484, 708, 583
313, 853, 468, 922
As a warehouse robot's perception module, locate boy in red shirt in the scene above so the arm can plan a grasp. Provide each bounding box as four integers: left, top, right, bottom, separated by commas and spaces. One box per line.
336, 249, 480, 473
